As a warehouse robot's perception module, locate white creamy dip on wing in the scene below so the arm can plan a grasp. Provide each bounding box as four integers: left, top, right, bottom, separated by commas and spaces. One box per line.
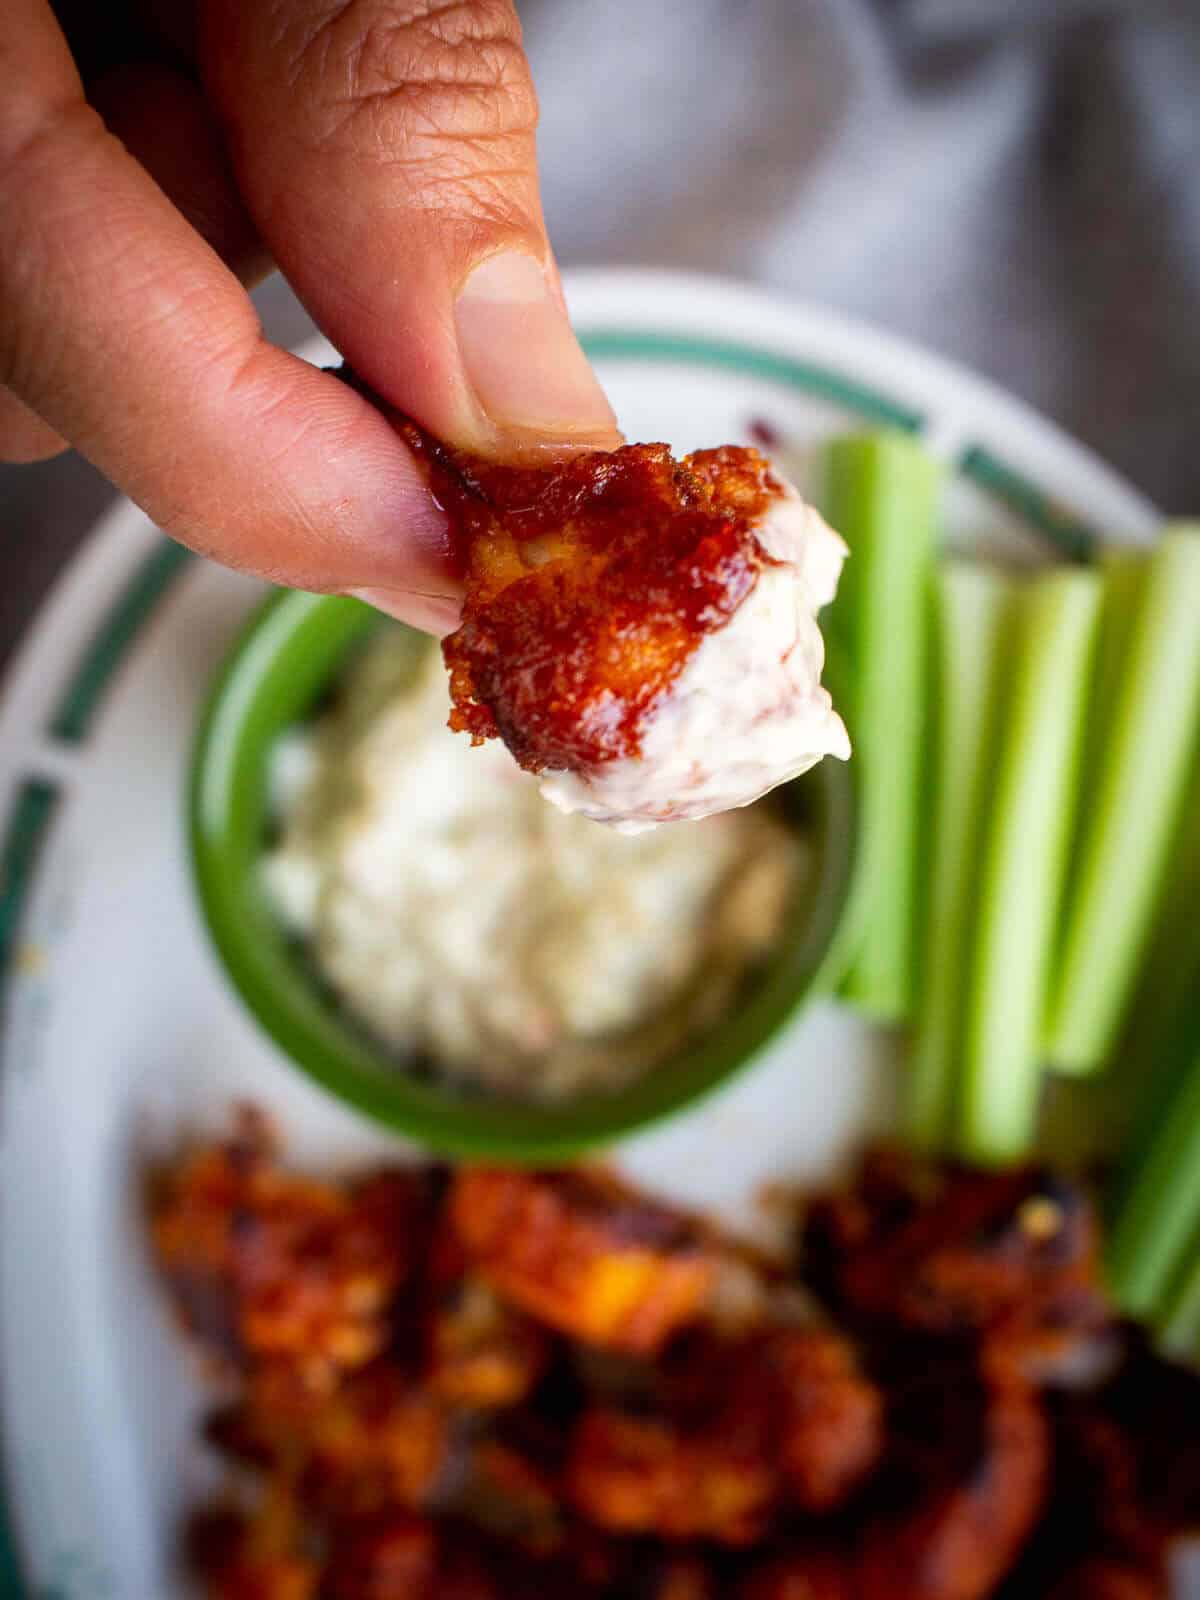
263, 636, 802, 1102
539, 475, 851, 833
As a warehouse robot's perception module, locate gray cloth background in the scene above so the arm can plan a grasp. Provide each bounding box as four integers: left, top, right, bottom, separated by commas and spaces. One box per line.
4, 0, 1200, 671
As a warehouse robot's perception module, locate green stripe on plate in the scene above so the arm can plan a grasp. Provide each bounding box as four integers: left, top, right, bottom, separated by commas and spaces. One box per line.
580, 331, 924, 432
958, 445, 1096, 561
0, 778, 60, 1600
49, 541, 193, 743
0, 780, 58, 995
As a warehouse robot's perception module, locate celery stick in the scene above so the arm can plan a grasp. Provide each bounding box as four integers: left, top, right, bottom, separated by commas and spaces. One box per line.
1107, 1043, 1200, 1318
1085, 549, 1148, 756
1071, 547, 1147, 856
1046, 528, 1200, 1074
1157, 1237, 1200, 1361
907, 564, 1013, 1149
1119, 751, 1200, 1169
821, 433, 941, 1024
959, 569, 1101, 1164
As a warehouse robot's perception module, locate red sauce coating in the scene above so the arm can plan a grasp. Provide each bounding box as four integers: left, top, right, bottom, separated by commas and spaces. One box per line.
398, 424, 782, 773
161, 1133, 1200, 1600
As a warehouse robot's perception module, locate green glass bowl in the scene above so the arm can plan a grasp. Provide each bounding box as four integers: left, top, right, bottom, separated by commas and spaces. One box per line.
189, 589, 861, 1161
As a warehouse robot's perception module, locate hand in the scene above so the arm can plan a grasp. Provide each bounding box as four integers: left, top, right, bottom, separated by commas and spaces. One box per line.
0, 0, 620, 633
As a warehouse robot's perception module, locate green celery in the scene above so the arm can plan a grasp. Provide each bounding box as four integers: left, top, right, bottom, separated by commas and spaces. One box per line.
1111, 743, 1200, 1179
1157, 1236, 1200, 1361
1084, 548, 1149, 770
1046, 529, 1200, 1074
907, 564, 1013, 1149
959, 568, 1101, 1164
821, 433, 941, 1024
1070, 546, 1147, 876
1107, 1043, 1200, 1318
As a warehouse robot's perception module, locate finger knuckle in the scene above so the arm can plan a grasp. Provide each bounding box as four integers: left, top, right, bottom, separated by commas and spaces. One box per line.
283, 0, 538, 156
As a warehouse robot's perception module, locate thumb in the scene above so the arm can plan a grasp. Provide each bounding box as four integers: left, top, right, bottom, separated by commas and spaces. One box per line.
200, 0, 620, 457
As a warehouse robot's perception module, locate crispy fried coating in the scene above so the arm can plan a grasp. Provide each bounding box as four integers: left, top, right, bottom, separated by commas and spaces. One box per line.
153, 1118, 421, 1384
804, 1151, 1104, 1360
1044, 1561, 1163, 1600
449, 1168, 717, 1354
644, 1555, 721, 1600
189, 1487, 319, 1600
567, 1406, 777, 1545
205, 1551, 317, 1600
856, 1365, 1049, 1600
737, 1550, 856, 1600
456, 1436, 566, 1552
566, 1326, 880, 1543
428, 1275, 549, 1408
209, 1361, 448, 1517
1086, 1332, 1200, 1535
661, 1325, 883, 1515
323, 1513, 439, 1600
763, 1328, 884, 1512
1002, 1331, 1200, 1600
423, 1224, 550, 1408
160, 1132, 1199, 1600
418, 430, 779, 773
329, 1513, 627, 1600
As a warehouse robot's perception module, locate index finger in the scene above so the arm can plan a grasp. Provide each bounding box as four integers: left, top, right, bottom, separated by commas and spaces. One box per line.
0, 0, 458, 621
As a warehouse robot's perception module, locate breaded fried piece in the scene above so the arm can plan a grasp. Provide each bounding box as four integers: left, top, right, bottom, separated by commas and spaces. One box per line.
804, 1150, 1104, 1360
328, 1513, 624, 1600
566, 1407, 776, 1546
206, 1550, 317, 1600
386, 414, 848, 827
164, 1130, 1200, 1600
763, 1328, 884, 1512
659, 1325, 882, 1516
428, 1275, 549, 1409
423, 1224, 550, 1409
449, 1169, 716, 1354
565, 1325, 880, 1544
1003, 1333, 1198, 1600
644, 1555, 721, 1600
153, 1118, 422, 1384
189, 1488, 318, 1600
737, 1550, 856, 1600
1086, 1332, 1200, 1535
856, 1367, 1048, 1600
323, 1513, 440, 1600
432, 439, 778, 773
1044, 1560, 1164, 1600
209, 1362, 448, 1517
457, 1437, 565, 1551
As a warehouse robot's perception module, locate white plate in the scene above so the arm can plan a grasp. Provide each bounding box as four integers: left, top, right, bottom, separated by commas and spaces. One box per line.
0, 270, 1178, 1599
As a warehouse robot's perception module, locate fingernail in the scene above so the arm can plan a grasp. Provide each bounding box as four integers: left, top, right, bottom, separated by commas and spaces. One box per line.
455, 252, 619, 443
348, 587, 462, 638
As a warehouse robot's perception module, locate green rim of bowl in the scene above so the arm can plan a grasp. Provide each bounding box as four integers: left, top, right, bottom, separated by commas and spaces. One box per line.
189, 588, 860, 1161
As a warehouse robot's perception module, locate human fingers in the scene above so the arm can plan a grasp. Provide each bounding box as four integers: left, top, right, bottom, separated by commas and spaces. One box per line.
0, 0, 458, 620
202, 0, 621, 459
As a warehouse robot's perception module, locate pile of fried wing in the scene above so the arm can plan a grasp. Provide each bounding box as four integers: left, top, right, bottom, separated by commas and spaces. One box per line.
152, 1116, 1200, 1600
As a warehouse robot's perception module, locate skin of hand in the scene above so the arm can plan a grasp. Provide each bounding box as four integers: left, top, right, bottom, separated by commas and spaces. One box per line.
0, 0, 621, 635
